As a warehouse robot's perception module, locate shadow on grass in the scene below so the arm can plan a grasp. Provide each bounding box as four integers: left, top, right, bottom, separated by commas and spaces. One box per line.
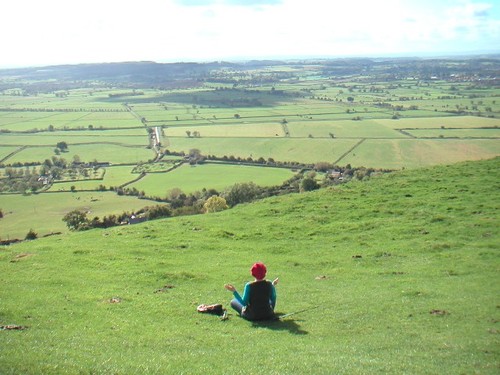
250, 315, 308, 335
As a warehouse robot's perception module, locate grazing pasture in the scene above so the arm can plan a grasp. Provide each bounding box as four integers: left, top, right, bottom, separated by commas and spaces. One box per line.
340, 139, 500, 169
128, 163, 296, 196
164, 122, 284, 138
3, 143, 154, 165
166, 137, 360, 164
0, 192, 163, 240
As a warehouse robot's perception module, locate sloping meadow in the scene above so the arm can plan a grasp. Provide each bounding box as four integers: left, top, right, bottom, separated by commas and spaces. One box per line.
0, 158, 498, 374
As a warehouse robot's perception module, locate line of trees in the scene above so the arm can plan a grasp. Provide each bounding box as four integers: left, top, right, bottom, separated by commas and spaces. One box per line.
62, 205, 172, 231
0, 155, 103, 193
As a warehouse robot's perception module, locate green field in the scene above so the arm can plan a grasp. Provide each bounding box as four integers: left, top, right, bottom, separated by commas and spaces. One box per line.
166, 137, 360, 164
376, 116, 500, 129
129, 163, 296, 196
0, 192, 164, 240
0, 132, 148, 147
340, 139, 500, 169
0, 158, 498, 373
3, 144, 154, 165
404, 128, 500, 138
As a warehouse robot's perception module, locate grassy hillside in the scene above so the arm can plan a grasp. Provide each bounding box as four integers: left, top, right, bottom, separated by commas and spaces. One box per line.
0, 157, 499, 374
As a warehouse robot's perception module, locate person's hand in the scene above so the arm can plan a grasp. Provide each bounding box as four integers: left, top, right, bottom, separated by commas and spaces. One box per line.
224, 284, 236, 292
272, 277, 279, 286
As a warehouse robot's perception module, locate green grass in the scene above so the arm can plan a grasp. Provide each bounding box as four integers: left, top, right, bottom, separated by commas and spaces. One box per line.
376, 116, 500, 129
166, 137, 359, 164
338, 139, 500, 169
0, 146, 20, 161
0, 157, 498, 374
0, 192, 164, 239
4, 144, 154, 165
129, 163, 296, 196
405, 128, 500, 138
0, 133, 148, 147
286, 120, 405, 138
0, 110, 141, 131
164, 122, 284, 138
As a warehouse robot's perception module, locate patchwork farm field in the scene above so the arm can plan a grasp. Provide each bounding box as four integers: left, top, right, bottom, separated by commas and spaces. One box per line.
166, 136, 360, 164
0, 58, 499, 239
128, 163, 296, 196
340, 139, 500, 169
3, 143, 154, 165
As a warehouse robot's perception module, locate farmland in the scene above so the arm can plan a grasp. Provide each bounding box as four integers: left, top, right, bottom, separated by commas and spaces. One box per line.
0, 57, 499, 239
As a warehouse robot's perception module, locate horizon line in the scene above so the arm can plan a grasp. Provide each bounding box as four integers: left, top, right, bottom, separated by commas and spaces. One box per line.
1, 51, 500, 71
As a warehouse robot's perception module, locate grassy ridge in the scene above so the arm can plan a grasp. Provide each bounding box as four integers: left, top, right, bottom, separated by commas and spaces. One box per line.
0, 157, 498, 374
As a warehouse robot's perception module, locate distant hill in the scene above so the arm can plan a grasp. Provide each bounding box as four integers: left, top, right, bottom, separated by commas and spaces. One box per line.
0, 61, 237, 86
1, 56, 499, 87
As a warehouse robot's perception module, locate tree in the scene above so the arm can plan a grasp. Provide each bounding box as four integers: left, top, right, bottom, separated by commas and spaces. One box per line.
189, 148, 203, 163
168, 187, 184, 200
56, 141, 68, 152
223, 182, 260, 207
145, 205, 172, 219
62, 210, 89, 230
0, 208, 3, 218
300, 177, 320, 192
203, 195, 229, 213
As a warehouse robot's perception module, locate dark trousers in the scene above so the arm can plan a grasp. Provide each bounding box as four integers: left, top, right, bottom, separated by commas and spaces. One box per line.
230, 299, 245, 315
230, 299, 275, 320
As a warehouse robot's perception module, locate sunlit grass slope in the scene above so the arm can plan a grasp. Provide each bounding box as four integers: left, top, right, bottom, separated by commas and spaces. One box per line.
0, 157, 498, 374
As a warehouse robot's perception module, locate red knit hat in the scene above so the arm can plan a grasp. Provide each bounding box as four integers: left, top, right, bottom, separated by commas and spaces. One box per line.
251, 262, 267, 280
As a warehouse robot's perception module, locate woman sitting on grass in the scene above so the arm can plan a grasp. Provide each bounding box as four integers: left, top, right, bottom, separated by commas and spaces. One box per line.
224, 262, 278, 321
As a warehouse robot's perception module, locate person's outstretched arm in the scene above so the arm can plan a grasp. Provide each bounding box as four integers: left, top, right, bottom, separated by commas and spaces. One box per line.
225, 283, 250, 306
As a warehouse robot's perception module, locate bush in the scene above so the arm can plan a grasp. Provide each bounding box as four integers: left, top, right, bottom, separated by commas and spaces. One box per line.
223, 182, 261, 207
145, 205, 172, 219
25, 229, 38, 240
62, 210, 89, 230
314, 162, 334, 172
203, 196, 229, 213
300, 177, 320, 192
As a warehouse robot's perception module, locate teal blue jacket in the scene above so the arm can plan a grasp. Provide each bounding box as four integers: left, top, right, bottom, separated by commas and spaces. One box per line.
233, 281, 277, 308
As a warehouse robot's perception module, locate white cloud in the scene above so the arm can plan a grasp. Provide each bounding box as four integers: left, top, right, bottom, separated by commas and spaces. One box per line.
1, 0, 499, 67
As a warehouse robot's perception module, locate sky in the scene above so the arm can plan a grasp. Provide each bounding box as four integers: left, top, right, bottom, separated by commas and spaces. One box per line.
2, 0, 500, 68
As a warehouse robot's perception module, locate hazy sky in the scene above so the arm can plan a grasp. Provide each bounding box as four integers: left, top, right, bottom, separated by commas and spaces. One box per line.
2, 0, 499, 67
